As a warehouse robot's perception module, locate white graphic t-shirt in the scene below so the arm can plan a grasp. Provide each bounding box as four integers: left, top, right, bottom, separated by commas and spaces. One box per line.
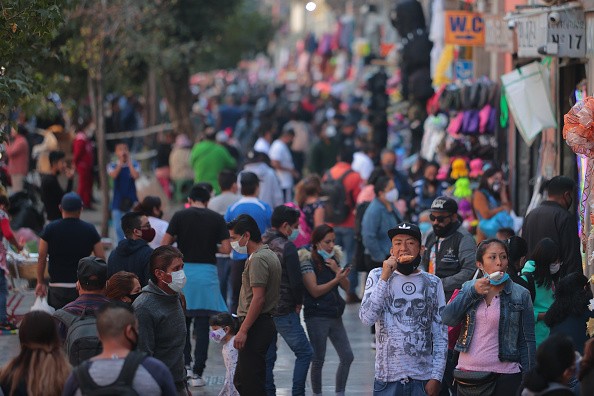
359, 269, 448, 382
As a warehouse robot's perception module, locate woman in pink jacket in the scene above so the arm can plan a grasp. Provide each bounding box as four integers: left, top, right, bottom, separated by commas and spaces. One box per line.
6, 126, 29, 192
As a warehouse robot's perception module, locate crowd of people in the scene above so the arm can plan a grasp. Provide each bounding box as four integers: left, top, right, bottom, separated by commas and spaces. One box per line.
0, 79, 591, 396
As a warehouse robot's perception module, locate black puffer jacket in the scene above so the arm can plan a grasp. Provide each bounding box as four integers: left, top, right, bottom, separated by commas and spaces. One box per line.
262, 229, 303, 316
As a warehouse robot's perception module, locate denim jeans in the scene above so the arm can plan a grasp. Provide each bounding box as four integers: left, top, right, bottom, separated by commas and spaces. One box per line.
0, 269, 7, 323
183, 315, 210, 376
333, 226, 357, 294
305, 316, 354, 394
266, 312, 313, 396
216, 256, 233, 308
111, 209, 125, 243
374, 378, 429, 396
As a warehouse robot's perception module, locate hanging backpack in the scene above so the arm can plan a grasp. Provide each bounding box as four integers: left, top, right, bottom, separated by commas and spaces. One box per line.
54, 308, 103, 366
321, 170, 354, 224
74, 351, 147, 396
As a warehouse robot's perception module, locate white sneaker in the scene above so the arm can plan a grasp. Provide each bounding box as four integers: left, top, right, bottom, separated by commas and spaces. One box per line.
189, 374, 206, 387
185, 366, 192, 378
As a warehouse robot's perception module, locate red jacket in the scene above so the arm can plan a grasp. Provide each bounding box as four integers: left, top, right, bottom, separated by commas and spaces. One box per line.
73, 132, 94, 170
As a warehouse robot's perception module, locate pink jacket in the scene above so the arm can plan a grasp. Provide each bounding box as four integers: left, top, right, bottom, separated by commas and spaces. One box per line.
6, 135, 29, 176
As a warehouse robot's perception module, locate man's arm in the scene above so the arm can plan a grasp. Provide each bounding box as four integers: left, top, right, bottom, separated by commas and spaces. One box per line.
441, 235, 477, 293
234, 286, 265, 350
218, 239, 231, 255
359, 267, 390, 327
161, 233, 175, 246
135, 306, 157, 356
129, 160, 140, 180
107, 162, 122, 179
92, 241, 105, 260
361, 207, 386, 263
35, 239, 49, 297
559, 215, 582, 275
285, 244, 304, 303
430, 279, 448, 386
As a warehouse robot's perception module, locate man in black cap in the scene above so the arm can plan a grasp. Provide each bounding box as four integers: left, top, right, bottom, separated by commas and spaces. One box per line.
420, 196, 477, 301
36, 192, 105, 309
360, 221, 447, 396
54, 256, 110, 340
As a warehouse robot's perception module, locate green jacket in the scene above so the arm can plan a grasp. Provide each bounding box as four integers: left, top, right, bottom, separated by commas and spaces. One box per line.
190, 140, 236, 194
521, 260, 555, 347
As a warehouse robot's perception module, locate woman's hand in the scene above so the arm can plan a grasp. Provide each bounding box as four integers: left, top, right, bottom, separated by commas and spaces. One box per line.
474, 277, 491, 295
324, 258, 341, 274
335, 266, 350, 281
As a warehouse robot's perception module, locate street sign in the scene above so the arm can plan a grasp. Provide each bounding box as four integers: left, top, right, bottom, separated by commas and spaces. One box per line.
515, 8, 585, 58
445, 11, 485, 46
484, 15, 515, 53
455, 61, 474, 80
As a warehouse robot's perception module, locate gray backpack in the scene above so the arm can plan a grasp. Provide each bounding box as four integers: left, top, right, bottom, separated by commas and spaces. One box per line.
54, 308, 103, 365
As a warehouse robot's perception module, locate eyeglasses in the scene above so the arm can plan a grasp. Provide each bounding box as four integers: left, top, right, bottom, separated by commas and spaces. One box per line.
429, 214, 450, 222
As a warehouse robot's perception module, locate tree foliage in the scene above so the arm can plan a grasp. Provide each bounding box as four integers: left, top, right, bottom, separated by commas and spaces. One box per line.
0, 0, 65, 122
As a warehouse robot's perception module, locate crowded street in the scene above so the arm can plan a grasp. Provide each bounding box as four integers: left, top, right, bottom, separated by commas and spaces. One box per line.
2, 0, 594, 396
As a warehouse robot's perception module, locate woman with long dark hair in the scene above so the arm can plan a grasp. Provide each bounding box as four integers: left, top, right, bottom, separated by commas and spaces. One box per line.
443, 238, 535, 395
521, 237, 560, 347
0, 311, 70, 396
472, 167, 513, 242
300, 224, 353, 396
545, 272, 594, 354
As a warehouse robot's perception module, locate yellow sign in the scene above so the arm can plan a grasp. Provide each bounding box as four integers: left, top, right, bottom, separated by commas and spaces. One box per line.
445, 11, 485, 46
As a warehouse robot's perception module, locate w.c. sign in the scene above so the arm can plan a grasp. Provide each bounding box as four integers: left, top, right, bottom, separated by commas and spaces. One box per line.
445, 11, 485, 46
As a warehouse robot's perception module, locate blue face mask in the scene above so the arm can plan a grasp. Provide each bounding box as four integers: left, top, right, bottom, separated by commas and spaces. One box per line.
485, 272, 510, 285
289, 228, 299, 242
317, 249, 333, 260
419, 222, 432, 234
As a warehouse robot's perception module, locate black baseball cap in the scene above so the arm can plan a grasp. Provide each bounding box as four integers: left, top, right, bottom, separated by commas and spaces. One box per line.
61, 192, 83, 212
77, 256, 108, 288
387, 222, 422, 243
430, 196, 458, 214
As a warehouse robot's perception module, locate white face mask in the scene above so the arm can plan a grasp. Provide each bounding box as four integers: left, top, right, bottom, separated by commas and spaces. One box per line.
325, 125, 337, 138
209, 328, 227, 343
384, 188, 399, 202
549, 262, 561, 274
231, 235, 248, 255
167, 270, 187, 293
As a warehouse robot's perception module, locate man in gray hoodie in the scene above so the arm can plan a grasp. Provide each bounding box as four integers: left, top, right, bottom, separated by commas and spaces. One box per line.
133, 245, 188, 395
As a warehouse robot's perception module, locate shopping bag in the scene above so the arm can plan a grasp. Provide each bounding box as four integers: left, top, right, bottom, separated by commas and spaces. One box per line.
500, 61, 556, 145
30, 296, 55, 314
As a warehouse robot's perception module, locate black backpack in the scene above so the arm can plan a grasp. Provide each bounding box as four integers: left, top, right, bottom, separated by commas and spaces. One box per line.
74, 351, 147, 396
54, 308, 103, 366
322, 169, 354, 224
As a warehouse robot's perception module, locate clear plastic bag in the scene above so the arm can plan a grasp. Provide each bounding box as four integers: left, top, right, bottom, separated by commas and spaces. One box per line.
30, 296, 55, 314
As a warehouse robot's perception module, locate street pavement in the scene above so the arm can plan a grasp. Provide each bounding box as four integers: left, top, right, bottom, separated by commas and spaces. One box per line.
1, 203, 376, 395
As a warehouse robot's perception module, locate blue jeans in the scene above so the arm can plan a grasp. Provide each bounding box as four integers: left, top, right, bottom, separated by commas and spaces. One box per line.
266, 312, 313, 396
111, 209, 125, 243
333, 227, 357, 294
374, 378, 429, 396
305, 316, 353, 394
0, 269, 7, 323
216, 256, 233, 308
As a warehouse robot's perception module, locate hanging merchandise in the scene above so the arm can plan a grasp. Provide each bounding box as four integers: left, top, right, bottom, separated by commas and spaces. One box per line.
420, 113, 448, 161
500, 62, 557, 145
563, 97, 594, 250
